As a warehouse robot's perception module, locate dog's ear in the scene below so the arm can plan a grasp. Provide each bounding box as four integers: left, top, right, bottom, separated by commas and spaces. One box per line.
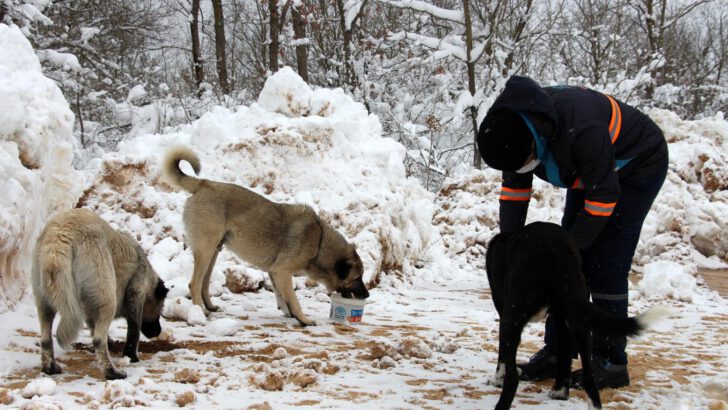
155, 279, 169, 300
335, 259, 351, 280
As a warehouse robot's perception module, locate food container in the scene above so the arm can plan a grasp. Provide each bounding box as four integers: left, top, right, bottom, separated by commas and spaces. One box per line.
329, 292, 367, 324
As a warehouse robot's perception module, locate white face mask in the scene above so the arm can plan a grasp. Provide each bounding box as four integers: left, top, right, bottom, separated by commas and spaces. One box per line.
515, 158, 540, 174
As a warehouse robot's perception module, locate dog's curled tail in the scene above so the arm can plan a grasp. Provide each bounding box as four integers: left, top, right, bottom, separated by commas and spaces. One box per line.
161, 145, 202, 193
37, 232, 84, 349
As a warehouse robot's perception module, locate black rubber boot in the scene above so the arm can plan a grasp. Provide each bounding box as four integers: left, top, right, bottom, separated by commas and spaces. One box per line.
571, 356, 630, 390
517, 348, 558, 381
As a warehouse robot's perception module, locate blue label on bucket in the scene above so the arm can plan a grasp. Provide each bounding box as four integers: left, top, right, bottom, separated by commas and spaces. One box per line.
334, 306, 347, 320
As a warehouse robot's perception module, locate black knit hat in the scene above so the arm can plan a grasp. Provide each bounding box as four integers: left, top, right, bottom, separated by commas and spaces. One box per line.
477, 110, 533, 171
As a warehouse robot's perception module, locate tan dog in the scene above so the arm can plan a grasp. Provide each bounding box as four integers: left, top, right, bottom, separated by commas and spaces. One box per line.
31, 208, 168, 379
161, 146, 369, 326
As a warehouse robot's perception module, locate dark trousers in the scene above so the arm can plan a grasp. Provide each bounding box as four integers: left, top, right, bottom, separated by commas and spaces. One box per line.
544, 151, 668, 365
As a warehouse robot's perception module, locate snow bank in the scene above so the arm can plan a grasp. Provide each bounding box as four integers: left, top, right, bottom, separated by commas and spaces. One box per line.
0, 24, 82, 311
636, 109, 728, 268
77, 67, 438, 309
639, 260, 698, 302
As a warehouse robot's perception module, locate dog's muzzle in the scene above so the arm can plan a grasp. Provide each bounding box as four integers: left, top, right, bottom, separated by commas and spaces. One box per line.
339, 282, 369, 299
141, 319, 162, 338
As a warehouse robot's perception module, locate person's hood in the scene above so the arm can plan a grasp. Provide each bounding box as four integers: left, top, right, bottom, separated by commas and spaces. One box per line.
487, 76, 558, 125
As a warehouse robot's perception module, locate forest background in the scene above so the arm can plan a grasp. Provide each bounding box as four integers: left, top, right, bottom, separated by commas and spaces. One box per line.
3, 0, 725, 191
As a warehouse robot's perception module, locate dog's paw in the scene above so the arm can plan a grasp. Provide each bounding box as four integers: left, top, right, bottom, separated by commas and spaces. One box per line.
295, 317, 317, 327
205, 303, 219, 313
487, 363, 505, 387
105, 368, 127, 380
487, 377, 504, 388
42, 362, 62, 375
548, 387, 569, 400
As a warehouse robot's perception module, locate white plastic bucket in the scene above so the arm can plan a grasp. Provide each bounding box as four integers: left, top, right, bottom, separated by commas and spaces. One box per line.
329, 292, 367, 324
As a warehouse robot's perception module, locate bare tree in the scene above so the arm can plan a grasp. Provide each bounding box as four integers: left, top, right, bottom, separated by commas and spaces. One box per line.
463, 0, 480, 168
212, 0, 230, 94
269, 0, 280, 72
291, 0, 310, 82
554, 0, 630, 87
335, 0, 368, 91
190, 0, 204, 95
629, 0, 713, 99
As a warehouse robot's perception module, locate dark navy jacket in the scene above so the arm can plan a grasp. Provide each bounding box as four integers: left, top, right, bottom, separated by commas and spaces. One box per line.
492, 76, 668, 249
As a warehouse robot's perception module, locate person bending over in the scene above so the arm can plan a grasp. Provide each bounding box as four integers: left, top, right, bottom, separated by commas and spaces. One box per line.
477, 75, 668, 389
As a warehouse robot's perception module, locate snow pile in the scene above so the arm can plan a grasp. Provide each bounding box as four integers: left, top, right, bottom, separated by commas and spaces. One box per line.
0, 24, 82, 311
100, 380, 144, 407
638, 260, 698, 302
77, 67, 438, 323
433, 170, 564, 274
637, 109, 728, 268
21, 377, 55, 399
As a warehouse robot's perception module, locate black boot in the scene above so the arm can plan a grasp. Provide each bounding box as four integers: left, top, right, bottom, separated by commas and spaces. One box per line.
517, 348, 558, 381
572, 356, 630, 389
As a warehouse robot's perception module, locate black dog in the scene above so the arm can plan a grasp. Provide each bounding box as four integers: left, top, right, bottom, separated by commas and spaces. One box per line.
485, 222, 667, 409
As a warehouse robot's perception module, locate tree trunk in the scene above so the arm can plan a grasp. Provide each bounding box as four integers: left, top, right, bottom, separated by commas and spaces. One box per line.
291, 1, 309, 83
212, 0, 230, 94
269, 0, 280, 73
190, 0, 204, 95
335, 0, 366, 90
463, 0, 481, 168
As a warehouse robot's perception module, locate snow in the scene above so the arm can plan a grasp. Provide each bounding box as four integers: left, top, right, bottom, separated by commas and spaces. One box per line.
21, 378, 55, 399
639, 261, 698, 302
0, 23, 727, 410
79, 27, 100, 43
0, 24, 83, 311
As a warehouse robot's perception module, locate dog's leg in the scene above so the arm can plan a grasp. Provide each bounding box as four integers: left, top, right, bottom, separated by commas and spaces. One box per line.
92, 303, 126, 380
122, 289, 144, 363
549, 314, 572, 401
494, 316, 525, 410
38, 302, 62, 375
190, 245, 219, 312
269, 278, 292, 317
86, 319, 115, 347
576, 329, 602, 409
488, 360, 506, 387
269, 271, 315, 326
201, 245, 221, 312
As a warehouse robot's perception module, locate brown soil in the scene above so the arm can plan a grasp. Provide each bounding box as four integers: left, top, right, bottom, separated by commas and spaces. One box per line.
700, 269, 728, 298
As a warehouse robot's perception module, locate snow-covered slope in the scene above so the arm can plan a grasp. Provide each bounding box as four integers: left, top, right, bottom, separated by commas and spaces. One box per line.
0, 24, 82, 312
76, 67, 440, 323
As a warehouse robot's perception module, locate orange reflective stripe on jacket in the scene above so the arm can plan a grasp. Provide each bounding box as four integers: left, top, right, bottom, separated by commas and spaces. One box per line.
499, 187, 531, 201
605, 94, 622, 144
584, 199, 616, 217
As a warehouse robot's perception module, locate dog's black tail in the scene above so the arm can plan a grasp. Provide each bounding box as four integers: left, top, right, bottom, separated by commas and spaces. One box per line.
576, 298, 671, 337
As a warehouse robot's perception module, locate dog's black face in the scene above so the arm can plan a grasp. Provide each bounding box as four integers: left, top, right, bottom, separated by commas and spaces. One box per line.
141, 279, 169, 338
141, 319, 162, 338
335, 249, 369, 299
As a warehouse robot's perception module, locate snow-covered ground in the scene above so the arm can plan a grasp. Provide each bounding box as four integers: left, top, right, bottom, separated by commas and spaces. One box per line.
1, 22, 727, 410
0, 266, 726, 409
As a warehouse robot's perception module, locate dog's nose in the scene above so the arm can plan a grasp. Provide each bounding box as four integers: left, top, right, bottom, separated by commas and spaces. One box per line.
141, 320, 162, 338
353, 284, 369, 299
